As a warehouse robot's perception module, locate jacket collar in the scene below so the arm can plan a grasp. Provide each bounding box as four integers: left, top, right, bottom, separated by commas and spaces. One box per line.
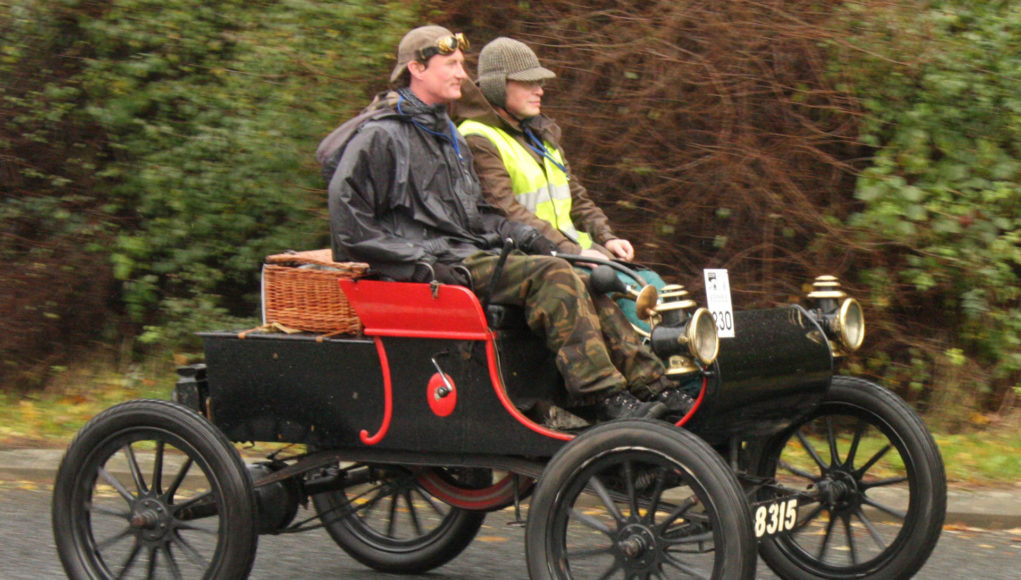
395, 88, 454, 132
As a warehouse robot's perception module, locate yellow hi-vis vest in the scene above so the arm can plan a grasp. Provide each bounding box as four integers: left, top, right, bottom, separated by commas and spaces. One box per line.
459, 120, 592, 249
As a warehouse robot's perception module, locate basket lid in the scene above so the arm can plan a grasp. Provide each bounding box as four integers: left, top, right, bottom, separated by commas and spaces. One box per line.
265, 249, 368, 273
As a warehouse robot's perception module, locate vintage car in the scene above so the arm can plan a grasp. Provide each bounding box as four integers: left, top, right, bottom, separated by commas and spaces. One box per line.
50, 250, 946, 579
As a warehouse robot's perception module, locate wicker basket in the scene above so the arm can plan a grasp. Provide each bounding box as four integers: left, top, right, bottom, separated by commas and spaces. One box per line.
261, 249, 369, 334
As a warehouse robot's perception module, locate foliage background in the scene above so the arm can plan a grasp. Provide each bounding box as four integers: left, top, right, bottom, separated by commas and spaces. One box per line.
2, 0, 1018, 426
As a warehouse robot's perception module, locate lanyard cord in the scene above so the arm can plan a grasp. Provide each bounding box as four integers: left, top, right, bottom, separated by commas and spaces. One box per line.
520, 125, 579, 243
397, 94, 462, 159
522, 126, 568, 176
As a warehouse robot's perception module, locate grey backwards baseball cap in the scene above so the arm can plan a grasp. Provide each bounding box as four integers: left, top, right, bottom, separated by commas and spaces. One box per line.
390, 25, 467, 84
478, 37, 556, 107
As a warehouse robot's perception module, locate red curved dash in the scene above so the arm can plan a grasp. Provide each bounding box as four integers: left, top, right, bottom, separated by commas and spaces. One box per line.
485, 340, 573, 441
674, 375, 708, 427
360, 337, 393, 445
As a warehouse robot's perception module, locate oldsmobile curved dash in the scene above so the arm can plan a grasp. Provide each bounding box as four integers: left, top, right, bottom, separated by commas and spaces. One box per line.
51, 251, 946, 580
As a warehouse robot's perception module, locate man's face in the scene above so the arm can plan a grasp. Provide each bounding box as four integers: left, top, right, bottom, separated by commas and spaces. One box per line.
504, 80, 544, 119
408, 50, 467, 105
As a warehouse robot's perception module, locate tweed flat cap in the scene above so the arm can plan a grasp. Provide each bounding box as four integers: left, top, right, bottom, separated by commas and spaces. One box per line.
478, 37, 556, 107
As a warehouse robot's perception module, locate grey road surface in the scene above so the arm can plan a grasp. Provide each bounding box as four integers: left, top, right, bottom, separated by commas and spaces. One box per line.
4, 483, 1018, 579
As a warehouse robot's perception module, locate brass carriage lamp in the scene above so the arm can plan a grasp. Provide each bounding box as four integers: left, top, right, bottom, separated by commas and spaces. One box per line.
650, 284, 720, 375
805, 275, 866, 355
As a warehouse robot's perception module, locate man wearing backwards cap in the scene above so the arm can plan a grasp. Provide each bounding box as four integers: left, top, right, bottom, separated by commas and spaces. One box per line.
324, 26, 673, 422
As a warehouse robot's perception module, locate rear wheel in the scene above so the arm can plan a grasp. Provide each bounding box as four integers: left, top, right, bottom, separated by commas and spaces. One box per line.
753, 376, 946, 579
311, 463, 485, 573
526, 420, 756, 579
52, 399, 258, 579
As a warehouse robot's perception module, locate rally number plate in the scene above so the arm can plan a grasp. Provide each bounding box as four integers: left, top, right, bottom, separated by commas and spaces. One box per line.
752, 498, 798, 538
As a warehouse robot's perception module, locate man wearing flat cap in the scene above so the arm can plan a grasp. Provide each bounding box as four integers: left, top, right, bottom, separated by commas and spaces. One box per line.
322, 26, 678, 422
456, 39, 679, 384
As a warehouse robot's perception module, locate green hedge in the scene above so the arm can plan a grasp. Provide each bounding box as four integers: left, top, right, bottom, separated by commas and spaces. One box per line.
1, 0, 413, 385
831, 0, 1020, 413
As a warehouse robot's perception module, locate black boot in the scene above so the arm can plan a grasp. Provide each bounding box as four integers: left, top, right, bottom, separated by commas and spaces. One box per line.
652, 388, 695, 417
597, 391, 667, 421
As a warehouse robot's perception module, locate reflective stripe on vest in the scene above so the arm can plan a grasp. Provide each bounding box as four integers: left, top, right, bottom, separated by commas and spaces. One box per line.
459, 120, 592, 249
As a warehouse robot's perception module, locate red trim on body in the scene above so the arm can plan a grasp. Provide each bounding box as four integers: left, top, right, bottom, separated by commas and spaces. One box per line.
340, 278, 574, 442
673, 375, 708, 427
485, 340, 573, 441
359, 337, 393, 445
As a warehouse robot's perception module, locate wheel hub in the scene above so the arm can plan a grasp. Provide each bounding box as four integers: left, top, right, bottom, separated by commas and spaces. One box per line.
818, 469, 861, 512
131, 497, 174, 542
617, 524, 659, 570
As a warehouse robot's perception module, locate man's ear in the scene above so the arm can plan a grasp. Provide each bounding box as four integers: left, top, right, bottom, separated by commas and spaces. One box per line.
407, 60, 426, 80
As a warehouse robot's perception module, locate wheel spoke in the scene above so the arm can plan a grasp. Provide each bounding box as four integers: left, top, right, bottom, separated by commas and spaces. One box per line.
164, 545, 184, 580
145, 545, 158, 579
854, 506, 889, 550
855, 444, 892, 477
589, 475, 626, 524
646, 466, 669, 524
817, 512, 837, 561
174, 520, 218, 535
152, 440, 165, 495
662, 530, 714, 545
825, 417, 841, 467
844, 419, 868, 469
351, 482, 391, 520
89, 502, 131, 518
412, 485, 449, 518
778, 460, 821, 483
115, 542, 141, 579
861, 475, 909, 489
796, 430, 829, 473
663, 550, 711, 579
172, 490, 214, 515
862, 496, 907, 520
96, 526, 135, 550
569, 508, 616, 536
164, 456, 194, 499
842, 514, 859, 565
566, 542, 616, 558
592, 559, 624, 580
173, 530, 211, 569
623, 460, 640, 518
386, 489, 399, 537
123, 444, 149, 495
99, 466, 137, 504
660, 494, 699, 529
404, 489, 424, 536
791, 502, 826, 533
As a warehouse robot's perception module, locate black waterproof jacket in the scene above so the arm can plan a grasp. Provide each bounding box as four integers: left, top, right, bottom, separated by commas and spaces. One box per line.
327, 90, 551, 280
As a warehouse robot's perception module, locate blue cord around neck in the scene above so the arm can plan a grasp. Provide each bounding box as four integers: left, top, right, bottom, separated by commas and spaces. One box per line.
396, 93, 462, 159
522, 125, 568, 176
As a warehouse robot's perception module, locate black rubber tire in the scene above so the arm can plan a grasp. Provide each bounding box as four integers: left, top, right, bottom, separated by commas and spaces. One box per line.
52, 399, 258, 579
311, 464, 485, 574
753, 376, 947, 580
526, 419, 756, 579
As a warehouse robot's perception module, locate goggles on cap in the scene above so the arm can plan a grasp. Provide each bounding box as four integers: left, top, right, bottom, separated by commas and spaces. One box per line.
416, 33, 469, 61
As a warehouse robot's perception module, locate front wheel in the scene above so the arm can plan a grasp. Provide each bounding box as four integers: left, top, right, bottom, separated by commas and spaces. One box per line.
752, 376, 946, 580
311, 463, 485, 573
526, 419, 756, 579
52, 399, 258, 579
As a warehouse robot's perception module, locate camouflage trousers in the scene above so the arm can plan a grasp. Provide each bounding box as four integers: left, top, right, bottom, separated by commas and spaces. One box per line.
463, 251, 667, 404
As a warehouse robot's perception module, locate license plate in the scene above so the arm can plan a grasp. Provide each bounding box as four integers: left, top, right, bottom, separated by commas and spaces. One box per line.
752, 498, 798, 537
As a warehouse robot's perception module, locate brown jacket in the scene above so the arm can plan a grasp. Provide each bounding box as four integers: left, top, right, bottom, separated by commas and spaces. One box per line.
453, 80, 617, 256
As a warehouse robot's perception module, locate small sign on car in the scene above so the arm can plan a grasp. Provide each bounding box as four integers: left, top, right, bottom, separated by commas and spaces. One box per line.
703, 269, 735, 338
